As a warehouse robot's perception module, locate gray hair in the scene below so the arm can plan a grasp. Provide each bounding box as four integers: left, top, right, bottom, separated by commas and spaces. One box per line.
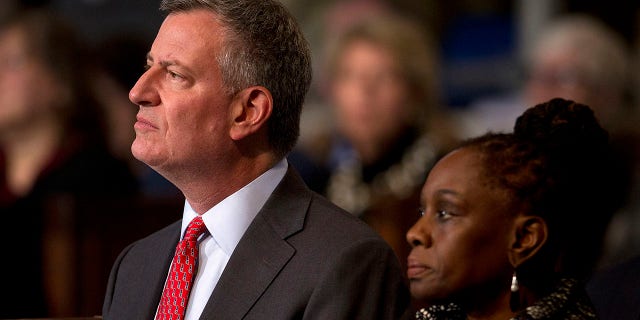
160, 0, 312, 158
529, 14, 630, 98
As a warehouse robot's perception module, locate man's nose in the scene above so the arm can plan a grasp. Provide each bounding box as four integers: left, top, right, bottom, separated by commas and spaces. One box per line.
129, 69, 160, 107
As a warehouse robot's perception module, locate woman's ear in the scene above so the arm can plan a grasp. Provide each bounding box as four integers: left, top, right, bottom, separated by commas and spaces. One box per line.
229, 86, 273, 141
508, 215, 548, 267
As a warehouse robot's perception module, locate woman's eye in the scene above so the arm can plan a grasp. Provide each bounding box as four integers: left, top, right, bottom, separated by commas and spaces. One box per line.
417, 208, 425, 217
436, 209, 452, 220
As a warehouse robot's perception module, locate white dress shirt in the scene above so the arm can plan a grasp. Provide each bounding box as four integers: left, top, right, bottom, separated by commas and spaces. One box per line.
156, 160, 288, 320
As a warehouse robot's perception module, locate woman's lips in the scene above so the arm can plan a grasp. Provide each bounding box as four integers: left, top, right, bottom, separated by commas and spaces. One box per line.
407, 257, 430, 278
407, 265, 429, 278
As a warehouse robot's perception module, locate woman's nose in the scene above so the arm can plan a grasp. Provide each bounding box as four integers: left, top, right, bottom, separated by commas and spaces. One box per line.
406, 218, 431, 248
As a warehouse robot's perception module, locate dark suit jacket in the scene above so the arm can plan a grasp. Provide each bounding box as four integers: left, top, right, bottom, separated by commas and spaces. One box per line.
587, 255, 640, 320
103, 167, 410, 319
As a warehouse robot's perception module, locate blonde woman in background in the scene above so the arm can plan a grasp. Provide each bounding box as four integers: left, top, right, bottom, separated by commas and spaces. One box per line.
322, 13, 456, 271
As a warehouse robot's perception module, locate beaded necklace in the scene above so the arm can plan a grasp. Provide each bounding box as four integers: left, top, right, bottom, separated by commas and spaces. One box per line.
327, 134, 438, 215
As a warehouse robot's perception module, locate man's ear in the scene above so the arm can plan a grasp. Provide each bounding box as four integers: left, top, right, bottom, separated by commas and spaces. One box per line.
508, 215, 548, 267
229, 86, 273, 141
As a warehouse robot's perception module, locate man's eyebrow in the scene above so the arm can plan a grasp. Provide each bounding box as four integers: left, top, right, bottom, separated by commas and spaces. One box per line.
145, 52, 178, 67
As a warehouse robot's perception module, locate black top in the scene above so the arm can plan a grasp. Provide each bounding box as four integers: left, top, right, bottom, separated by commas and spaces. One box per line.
587, 255, 640, 320
0, 139, 137, 318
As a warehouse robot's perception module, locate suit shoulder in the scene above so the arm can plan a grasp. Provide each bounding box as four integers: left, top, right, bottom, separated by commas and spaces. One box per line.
302, 192, 388, 245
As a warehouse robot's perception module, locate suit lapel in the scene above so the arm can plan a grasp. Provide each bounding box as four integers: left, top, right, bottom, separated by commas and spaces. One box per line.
106, 220, 180, 319
135, 222, 180, 318
199, 167, 310, 319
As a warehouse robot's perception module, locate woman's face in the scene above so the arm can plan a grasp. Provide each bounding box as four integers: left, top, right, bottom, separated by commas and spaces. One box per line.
0, 25, 66, 135
406, 147, 515, 304
329, 39, 412, 158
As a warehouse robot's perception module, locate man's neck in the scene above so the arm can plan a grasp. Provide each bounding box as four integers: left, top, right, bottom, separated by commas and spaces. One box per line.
174, 153, 280, 214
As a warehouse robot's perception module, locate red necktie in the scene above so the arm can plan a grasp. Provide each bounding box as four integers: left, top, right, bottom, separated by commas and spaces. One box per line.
156, 216, 207, 320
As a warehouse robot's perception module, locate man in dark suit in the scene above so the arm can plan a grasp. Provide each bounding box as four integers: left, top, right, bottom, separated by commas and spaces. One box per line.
102, 0, 409, 319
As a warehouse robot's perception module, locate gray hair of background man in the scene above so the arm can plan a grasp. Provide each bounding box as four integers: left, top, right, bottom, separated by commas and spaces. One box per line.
160, 0, 313, 158
529, 14, 631, 105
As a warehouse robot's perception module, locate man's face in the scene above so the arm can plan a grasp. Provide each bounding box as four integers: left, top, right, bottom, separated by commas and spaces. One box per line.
130, 9, 235, 177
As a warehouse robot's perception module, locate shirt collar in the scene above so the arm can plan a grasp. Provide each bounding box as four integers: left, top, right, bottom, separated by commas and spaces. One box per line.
181, 159, 288, 255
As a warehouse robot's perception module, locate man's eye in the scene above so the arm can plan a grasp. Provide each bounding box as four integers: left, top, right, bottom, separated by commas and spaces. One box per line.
417, 208, 425, 217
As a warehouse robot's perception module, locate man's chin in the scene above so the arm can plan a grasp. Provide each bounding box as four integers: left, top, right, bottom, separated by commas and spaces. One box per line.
131, 143, 162, 168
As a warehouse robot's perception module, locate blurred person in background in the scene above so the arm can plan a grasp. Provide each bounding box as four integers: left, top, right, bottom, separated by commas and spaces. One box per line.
459, 14, 634, 138
523, 14, 633, 132
320, 13, 457, 271
586, 19, 640, 316
458, 14, 638, 268
523, 14, 640, 268
0, 8, 137, 317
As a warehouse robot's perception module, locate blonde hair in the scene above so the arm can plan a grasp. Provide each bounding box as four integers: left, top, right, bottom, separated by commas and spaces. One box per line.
325, 14, 440, 127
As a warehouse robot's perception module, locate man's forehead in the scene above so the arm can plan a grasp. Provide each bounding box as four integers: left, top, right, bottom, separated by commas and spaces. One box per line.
150, 12, 225, 61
